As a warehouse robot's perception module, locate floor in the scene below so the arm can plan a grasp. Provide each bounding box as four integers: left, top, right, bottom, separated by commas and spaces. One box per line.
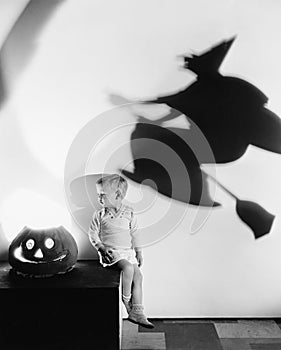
122, 319, 281, 350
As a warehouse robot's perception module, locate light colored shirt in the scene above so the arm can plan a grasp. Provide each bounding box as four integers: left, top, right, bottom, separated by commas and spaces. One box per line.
88, 204, 139, 250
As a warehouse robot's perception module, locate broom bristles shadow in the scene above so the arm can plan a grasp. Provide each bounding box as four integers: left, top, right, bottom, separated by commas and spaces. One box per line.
205, 172, 275, 239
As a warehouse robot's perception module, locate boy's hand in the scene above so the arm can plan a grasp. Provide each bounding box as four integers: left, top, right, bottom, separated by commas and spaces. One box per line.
135, 250, 143, 267
98, 246, 114, 264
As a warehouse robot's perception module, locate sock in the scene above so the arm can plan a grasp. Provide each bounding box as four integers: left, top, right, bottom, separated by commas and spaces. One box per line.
131, 304, 144, 314
122, 294, 131, 303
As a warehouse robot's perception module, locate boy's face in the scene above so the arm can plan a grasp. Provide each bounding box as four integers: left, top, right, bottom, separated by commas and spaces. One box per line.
96, 184, 121, 208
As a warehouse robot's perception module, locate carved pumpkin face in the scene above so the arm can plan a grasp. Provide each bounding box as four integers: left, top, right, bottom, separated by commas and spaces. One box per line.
8, 226, 78, 277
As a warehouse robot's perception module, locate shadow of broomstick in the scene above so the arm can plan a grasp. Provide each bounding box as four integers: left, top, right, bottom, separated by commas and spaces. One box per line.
120, 115, 275, 239
204, 171, 275, 239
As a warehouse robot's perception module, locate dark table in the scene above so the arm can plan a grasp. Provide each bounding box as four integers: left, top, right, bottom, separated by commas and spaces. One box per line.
0, 260, 121, 350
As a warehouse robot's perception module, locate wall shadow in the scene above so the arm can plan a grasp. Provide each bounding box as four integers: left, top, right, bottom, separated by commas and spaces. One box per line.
0, 0, 65, 109
122, 118, 219, 207
145, 37, 281, 161
107, 37, 280, 236
68, 174, 103, 233
0, 58, 5, 108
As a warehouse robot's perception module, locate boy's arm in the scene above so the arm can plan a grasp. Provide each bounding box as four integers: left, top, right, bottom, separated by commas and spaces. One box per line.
88, 211, 104, 251
130, 211, 143, 266
88, 211, 115, 264
130, 211, 139, 249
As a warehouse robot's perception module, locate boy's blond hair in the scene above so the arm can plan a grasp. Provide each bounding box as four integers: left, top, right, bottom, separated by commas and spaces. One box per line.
96, 174, 128, 198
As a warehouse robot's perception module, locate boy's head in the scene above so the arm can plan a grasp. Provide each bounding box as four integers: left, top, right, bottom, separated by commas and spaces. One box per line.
96, 174, 128, 207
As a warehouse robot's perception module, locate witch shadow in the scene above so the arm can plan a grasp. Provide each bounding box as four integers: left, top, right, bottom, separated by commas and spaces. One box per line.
109, 37, 279, 236
0, 0, 65, 109
144, 36, 281, 161
110, 37, 281, 162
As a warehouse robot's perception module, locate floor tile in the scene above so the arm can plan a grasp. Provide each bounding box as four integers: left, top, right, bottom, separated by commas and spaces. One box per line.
215, 320, 281, 338
275, 319, 281, 331
143, 322, 223, 350
122, 319, 281, 350
248, 339, 281, 344
177, 323, 223, 350
221, 338, 281, 350
138, 320, 165, 333
250, 344, 281, 349
220, 338, 251, 350
122, 321, 166, 350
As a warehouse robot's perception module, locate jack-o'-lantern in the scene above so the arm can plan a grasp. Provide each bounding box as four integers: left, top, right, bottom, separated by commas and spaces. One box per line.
8, 226, 78, 277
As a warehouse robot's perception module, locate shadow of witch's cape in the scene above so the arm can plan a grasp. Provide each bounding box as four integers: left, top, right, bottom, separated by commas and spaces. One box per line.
122, 119, 219, 207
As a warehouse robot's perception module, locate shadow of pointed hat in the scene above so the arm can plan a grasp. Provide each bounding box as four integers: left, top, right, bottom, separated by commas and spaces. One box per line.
183, 36, 237, 74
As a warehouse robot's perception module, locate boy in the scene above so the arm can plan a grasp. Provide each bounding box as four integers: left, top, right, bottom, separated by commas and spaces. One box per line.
88, 174, 154, 328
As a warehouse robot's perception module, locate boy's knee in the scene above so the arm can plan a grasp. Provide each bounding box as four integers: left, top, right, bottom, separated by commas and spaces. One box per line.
123, 262, 134, 276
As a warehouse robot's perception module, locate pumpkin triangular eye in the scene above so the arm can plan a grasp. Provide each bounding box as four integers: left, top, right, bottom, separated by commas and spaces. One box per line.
26, 239, 35, 250
45, 238, 55, 249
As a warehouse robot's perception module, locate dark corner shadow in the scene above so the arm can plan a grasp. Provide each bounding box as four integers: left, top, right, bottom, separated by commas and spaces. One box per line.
121, 118, 220, 207
0, 0, 65, 109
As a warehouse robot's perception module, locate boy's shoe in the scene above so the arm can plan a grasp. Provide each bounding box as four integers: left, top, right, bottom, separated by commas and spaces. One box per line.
128, 304, 154, 329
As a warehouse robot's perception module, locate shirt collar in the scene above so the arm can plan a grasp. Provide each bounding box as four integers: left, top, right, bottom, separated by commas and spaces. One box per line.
105, 204, 125, 216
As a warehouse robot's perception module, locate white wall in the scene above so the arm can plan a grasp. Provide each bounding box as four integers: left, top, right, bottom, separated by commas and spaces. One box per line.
1, 0, 281, 317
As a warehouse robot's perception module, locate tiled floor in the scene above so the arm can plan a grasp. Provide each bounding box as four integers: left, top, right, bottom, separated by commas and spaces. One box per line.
122, 319, 281, 350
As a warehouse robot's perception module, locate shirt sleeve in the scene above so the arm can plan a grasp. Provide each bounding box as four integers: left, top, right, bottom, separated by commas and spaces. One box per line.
88, 211, 102, 250
130, 211, 141, 250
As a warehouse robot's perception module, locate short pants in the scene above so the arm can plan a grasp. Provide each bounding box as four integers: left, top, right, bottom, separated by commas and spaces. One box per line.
98, 247, 138, 267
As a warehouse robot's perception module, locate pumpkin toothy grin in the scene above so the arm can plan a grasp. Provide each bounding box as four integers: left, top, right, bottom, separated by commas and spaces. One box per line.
9, 226, 78, 277
13, 247, 68, 264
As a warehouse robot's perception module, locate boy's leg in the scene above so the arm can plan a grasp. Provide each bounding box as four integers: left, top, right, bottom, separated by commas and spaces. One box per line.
128, 264, 154, 328
114, 259, 134, 295
131, 264, 143, 304
114, 259, 134, 313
